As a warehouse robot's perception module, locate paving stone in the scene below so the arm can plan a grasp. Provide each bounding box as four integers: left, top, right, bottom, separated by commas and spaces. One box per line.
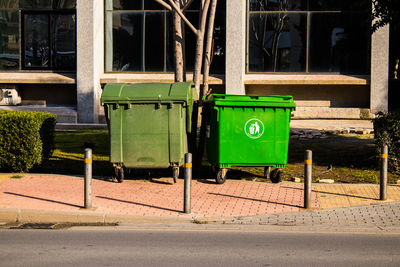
319, 179, 335, 184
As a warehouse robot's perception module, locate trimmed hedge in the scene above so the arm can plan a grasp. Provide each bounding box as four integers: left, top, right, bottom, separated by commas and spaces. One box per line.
0, 111, 57, 172
373, 112, 400, 174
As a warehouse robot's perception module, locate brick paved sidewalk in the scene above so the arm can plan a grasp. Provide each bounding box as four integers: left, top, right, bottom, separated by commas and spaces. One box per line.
0, 174, 318, 218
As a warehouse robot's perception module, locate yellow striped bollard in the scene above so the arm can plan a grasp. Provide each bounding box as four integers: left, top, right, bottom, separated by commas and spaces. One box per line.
184, 153, 192, 214
304, 150, 312, 209
84, 148, 92, 209
380, 145, 388, 201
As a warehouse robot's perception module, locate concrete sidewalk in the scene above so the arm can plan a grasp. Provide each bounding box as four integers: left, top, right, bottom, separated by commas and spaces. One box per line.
0, 173, 399, 227
290, 119, 373, 132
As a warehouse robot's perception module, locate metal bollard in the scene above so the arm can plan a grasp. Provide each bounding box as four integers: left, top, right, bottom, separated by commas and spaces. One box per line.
304, 150, 312, 209
84, 148, 92, 209
380, 144, 388, 201
184, 153, 192, 214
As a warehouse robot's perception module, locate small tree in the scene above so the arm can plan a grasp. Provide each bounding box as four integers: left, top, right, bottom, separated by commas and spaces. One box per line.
154, 0, 218, 100
372, 0, 400, 32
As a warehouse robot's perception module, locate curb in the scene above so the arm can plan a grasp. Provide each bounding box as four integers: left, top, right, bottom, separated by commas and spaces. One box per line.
0, 208, 194, 225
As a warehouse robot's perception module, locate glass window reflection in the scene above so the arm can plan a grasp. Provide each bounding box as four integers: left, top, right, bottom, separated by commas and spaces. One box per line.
111, 0, 165, 10
248, 13, 307, 72
110, 12, 165, 72
0, 11, 19, 70
249, 0, 305, 11
0, 0, 18, 8
20, 0, 76, 9
308, 12, 370, 74
52, 14, 76, 69
106, 0, 226, 73
24, 14, 50, 68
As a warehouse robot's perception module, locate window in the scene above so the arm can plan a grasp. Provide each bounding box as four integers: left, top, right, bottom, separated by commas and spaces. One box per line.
0, 0, 76, 71
247, 0, 371, 74
105, 0, 226, 73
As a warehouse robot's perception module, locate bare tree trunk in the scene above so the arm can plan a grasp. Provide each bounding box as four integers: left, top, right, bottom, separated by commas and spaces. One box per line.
202, 0, 218, 100
173, 0, 184, 82
193, 0, 211, 97
196, 0, 218, 166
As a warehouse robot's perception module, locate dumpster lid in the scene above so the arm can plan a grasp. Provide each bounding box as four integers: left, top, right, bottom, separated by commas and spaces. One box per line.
205, 94, 296, 108
101, 82, 197, 103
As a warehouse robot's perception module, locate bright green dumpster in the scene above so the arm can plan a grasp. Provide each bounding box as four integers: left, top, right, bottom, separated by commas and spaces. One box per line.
204, 94, 296, 184
101, 82, 197, 183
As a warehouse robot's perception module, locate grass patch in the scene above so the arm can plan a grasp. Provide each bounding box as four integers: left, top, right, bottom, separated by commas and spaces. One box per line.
10, 175, 23, 179
32, 129, 113, 176
31, 130, 399, 184
283, 134, 398, 184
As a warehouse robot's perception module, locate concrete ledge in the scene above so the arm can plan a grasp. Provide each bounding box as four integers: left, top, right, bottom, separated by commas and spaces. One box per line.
0, 72, 76, 84
100, 73, 224, 85
244, 74, 369, 85
290, 119, 373, 132
292, 107, 371, 119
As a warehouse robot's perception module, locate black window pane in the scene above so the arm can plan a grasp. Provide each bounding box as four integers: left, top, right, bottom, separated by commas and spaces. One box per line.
0, 11, 19, 70
308, 0, 370, 11
210, 0, 226, 74
249, 0, 306, 11
144, 1, 164, 10
20, 0, 52, 8
144, 12, 164, 71
111, 13, 142, 71
52, 0, 76, 9
20, 0, 75, 9
309, 12, 370, 74
0, 0, 18, 8
186, 1, 200, 10
52, 14, 76, 70
166, 12, 174, 72
112, 0, 165, 10
184, 11, 199, 72
24, 14, 50, 68
248, 13, 307, 72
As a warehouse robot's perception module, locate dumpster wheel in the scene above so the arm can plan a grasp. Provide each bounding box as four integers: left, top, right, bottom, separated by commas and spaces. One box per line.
172, 167, 179, 183
270, 168, 283, 184
115, 167, 124, 183
216, 168, 228, 184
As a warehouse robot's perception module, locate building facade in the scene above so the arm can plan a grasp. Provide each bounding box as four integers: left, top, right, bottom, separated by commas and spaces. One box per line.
0, 0, 390, 123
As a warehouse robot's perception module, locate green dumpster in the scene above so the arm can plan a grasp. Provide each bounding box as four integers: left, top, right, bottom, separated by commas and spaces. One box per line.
101, 82, 197, 183
204, 94, 296, 184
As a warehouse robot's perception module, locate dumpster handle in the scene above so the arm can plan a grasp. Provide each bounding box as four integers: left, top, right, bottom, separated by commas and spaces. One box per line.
213, 106, 220, 122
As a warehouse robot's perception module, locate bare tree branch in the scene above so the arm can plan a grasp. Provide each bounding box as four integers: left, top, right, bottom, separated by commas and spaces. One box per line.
182, 0, 194, 11
154, 0, 172, 10
202, 0, 218, 98
167, 0, 198, 35
193, 0, 211, 95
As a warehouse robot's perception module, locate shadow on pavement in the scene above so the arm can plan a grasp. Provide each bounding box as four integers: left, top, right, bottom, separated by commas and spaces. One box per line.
311, 189, 378, 201
208, 192, 302, 208
4, 192, 82, 208
96, 196, 182, 213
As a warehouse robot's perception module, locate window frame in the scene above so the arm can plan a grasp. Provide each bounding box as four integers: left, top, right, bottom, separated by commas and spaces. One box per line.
246, 1, 371, 74
104, 0, 226, 74
0, 1, 76, 72
21, 9, 76, 71
104, 8, 171, 73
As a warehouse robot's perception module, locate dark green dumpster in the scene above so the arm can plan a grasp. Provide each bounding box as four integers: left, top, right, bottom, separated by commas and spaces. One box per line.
204, 94, 296, 184
101, 82, 197, 183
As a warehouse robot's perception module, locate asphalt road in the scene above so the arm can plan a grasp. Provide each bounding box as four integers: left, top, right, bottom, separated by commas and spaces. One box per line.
0, 229, 399, 266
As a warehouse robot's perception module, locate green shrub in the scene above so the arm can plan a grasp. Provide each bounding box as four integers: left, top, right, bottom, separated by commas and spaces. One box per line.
0, 111, 56, 172
373, 112, 400, 174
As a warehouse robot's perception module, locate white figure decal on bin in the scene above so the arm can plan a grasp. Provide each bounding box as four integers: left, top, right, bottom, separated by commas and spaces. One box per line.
245, 119, 264, 139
